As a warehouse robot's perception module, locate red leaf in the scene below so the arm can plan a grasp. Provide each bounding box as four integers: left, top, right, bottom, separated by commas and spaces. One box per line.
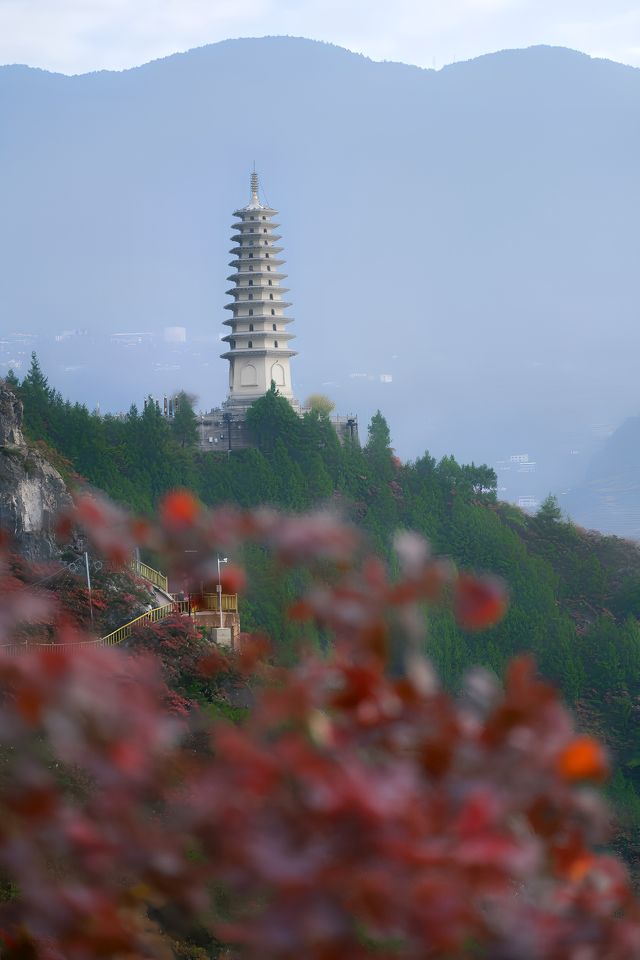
556, 736, 608, 783
15, 687, 45, 726
454, 574, 507, 631
75, 495, 108, 528
288, 599, 313, 622
198, 649, 230, 677
159, 489, 201, 528
220, 564, 246, 594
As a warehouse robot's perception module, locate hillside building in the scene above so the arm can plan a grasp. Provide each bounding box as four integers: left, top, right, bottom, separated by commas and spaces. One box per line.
191, 173, 357, 451
221, 171, 297, 414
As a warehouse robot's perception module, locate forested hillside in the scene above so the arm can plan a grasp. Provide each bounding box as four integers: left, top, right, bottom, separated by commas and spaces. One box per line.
11, 357, 640, 858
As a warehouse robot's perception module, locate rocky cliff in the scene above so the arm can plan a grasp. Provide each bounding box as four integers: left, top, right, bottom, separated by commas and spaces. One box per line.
0, 381, 72, 559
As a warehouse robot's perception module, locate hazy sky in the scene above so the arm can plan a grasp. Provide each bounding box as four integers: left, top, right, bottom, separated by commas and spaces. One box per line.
0, 0, 639, 74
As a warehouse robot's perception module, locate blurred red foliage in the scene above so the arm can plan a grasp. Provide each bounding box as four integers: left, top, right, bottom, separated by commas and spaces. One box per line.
219, 564, 246, 596
454, 573, 508, 631
159, 490, 201, 530
0, 492, 638, 958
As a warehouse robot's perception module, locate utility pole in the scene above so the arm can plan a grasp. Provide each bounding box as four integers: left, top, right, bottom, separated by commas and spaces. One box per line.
223, 412, 232, 453
217, 556, 228, 629
84, 551, 94, 628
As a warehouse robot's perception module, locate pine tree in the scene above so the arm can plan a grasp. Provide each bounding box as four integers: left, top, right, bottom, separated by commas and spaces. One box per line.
366, 410, 391, 453
24, 352, 49, 392
364, 411, 394, 481
537, 494, 563, 523
20, 353, 52, 439
246, 384, 301, 457
171, 391, 199, 449
4, 369, 19, 390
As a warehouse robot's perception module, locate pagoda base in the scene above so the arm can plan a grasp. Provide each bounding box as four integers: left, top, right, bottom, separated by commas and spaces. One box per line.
222, 395, 302, 417
195, 398, 357, 453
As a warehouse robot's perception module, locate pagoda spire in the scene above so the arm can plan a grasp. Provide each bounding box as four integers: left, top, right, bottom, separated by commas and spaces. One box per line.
250, 170, 259, 204
220, 173, 297, 412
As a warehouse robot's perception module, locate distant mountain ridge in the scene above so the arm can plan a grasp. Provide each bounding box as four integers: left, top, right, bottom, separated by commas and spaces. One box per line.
2, 36, 631, 79
1, 37, 639, 508
565, 416, 640, 539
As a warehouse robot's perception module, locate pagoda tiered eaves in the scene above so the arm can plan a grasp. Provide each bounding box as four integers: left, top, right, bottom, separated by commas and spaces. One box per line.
220, 172, 297, 412
196, 170, 358, 453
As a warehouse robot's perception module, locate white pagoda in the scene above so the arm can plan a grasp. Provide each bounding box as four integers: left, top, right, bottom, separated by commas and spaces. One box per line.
221, 173, 297, 413
190, 173, 356, 452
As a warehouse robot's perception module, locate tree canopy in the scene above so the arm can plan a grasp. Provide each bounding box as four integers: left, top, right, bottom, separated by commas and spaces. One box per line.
171, 391, 199, 449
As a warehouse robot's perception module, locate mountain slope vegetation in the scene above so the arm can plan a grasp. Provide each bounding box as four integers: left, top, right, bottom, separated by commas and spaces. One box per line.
10, 361, 640, 862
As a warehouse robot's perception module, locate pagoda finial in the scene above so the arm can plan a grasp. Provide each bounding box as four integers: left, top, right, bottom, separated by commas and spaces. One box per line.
250, 170, 259, 202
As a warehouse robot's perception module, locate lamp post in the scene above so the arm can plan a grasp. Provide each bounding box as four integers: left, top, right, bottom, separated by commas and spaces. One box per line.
217, 556, 228, 629
84, 551, 94, 629
223, 412, 232, 453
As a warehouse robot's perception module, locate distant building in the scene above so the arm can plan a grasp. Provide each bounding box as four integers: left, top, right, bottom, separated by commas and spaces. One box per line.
496, 453, 537, 475
54, 329, 88, 342
190, 173, 357, 450
111, 332, 153, 346
164, 326, 187, 344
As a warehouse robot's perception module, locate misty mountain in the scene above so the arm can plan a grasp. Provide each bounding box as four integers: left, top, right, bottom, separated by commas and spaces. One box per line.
1, 37, 639, 507
565, 416, 640, 538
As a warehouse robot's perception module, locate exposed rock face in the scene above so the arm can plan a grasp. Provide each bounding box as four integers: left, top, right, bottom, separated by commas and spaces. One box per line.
0, 388, 24, 446
0, 380, 72, 559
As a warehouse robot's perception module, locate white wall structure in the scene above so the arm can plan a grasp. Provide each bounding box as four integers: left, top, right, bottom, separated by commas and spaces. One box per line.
221, 173, 297, 413
164, 326, 187, 343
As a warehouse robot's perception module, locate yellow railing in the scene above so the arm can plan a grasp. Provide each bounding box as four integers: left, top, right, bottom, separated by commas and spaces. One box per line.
101, 600, 190, 646
129, 559, 169, 593
0, 637, 102, 656
0, 604, 192, 656
172, 599, 191, 616
199, 594, 238, 613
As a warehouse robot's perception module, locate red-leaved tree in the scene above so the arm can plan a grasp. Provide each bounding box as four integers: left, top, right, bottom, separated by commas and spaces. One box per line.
0, 492, 638, 959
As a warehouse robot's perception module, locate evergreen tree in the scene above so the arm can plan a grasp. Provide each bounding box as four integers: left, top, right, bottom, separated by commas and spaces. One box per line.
171, 391, 199, 449
461, 463, 498, 501
537, 494, 562, 523
24, 352, 49, 392
4, 369, 19, 390
225, 449, 277, 506
366, 410, 391, 453
20, 352, 52, 439
246, 383, 301, 457
364, 411, 394, 481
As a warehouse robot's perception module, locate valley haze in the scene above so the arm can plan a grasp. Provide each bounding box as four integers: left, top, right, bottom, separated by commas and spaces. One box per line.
0, 36, 638, 515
